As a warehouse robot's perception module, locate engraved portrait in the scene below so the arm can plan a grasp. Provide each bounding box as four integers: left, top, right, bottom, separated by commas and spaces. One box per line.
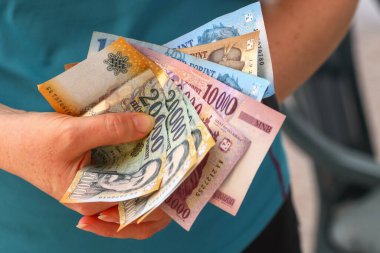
208, 46, 245, 71
70, 158, 162, 200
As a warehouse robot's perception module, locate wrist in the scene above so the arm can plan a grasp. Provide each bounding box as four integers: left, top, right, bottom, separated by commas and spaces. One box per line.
0, 105, 25, 171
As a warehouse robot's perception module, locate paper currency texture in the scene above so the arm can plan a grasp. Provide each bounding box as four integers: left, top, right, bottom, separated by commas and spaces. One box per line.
180, 31, 260, 75
61, 70, 168, 203
88, 32, 269, 102
137, 46, 285, 215
160, 81, 251, 230
165, 2, 274, 98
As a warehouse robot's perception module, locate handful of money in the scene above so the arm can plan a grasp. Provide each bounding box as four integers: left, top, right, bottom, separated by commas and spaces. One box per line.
38, 2, 285, 231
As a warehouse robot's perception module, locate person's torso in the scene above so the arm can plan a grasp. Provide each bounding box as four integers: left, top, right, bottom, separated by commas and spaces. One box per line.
0, 1, 290, 252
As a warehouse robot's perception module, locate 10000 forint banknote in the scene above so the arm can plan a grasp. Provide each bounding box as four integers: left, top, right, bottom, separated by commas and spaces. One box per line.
165, 2, 274, 98
179, 31, 260, 76
160, 80, 251, 230
139, 46, 285, 215
88, 32, 269, 102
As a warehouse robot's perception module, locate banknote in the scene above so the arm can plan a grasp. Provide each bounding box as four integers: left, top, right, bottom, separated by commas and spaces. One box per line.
164, 2, 274, 98
179, 95, 215, 180
63, 62, 78, 70
39, 37, 166, 116
88, 32, 269, 102
160, 81, 251, 230
60, 64, 170, 202
136, 93, 215, 224
136, 46, 285, 215
61, 70, 169, 203
64, 62, 214, 189
118, 82, 200, 229
61, 57, 214, 222
39, 39, 173, 202
180, 31, 259, 75
136, 46, 253, 121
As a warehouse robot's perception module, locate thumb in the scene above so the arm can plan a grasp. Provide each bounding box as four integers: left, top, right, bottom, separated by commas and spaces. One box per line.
72, 112, 155, 151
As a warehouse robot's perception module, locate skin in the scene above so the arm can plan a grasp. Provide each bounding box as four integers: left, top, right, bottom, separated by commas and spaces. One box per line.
262, 0, 359, 102
0, 105, 169, 239
0, 0, 358, 239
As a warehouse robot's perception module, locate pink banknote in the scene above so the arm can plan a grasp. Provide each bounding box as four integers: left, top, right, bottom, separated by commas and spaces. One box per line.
160, 82, 251, 230
135, 45, 286, 215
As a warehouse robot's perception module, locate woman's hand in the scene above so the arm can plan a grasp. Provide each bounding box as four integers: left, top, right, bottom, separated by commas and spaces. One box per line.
78, 207, 171, 239
0, 104, 170, 238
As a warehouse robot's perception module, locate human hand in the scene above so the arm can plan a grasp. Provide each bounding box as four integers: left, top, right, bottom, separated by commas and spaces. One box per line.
77, 207, 171, 239
0, 104, 170, 238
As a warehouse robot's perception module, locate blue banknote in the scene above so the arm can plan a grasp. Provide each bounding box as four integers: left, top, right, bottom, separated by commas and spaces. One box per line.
88, 32, 269, 102
165, 2, 274, 98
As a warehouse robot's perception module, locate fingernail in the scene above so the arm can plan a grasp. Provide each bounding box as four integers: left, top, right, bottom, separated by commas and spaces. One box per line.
132, 114, 155, 134
76, 223, 89, 230
98, 214, 108, 221
98, 214, 119, 223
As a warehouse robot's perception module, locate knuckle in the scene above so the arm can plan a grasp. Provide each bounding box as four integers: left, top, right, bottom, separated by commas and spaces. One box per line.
69, 204, 95, 216
57, 122, 78, 149
104, 114, 127, 140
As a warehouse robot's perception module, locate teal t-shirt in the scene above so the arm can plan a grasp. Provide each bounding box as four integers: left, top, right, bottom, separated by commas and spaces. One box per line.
0, 1, 290, 252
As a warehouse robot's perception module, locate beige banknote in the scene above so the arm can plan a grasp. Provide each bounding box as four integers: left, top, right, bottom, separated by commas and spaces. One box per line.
179, 31, 259, 75
39, 37, 167, 116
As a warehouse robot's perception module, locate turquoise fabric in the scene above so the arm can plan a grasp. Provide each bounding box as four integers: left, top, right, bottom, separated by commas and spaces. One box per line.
0, 0, 290, 252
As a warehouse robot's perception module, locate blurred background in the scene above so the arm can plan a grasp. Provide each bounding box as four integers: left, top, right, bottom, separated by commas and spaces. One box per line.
284, 0, 380, 252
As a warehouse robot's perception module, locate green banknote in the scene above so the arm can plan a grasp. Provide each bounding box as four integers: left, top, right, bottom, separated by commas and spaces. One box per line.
118, 80, 201, 229
135, 87, 215, 223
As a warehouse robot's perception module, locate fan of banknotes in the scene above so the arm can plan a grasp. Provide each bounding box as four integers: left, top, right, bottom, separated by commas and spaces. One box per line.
38, 2, 285, 231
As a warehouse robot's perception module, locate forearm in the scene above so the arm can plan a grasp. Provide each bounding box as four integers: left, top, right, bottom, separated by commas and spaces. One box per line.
0, 104, 23, 114
0, 104, 25, 172
262, 0, 358, 102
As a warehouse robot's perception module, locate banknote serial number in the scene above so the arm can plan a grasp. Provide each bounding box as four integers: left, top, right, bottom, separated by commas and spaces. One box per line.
44, 86, 72, 115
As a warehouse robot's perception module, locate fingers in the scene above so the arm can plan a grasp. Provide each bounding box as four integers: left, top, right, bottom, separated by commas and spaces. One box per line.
98, 206, 119, 223
66, 202, 118, 216
98, 206, 168, 224
136, 208, 170, 223
77, 215, 171, 239
72, 112, 155, 151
